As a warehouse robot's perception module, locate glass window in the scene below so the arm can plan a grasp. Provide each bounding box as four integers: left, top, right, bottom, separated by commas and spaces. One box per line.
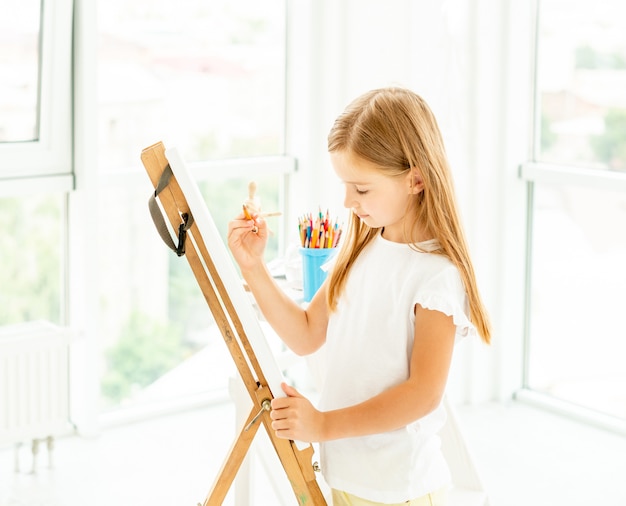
524, 0, 626, 423
97, 0, 286, 171
527, 183, 626, 419
0, 194, 64, 325
0, 1, 42, 143
536, 0, 626, 171
97, 176, 281, 410
96, 0, 287, 413
97, 184, 235, 409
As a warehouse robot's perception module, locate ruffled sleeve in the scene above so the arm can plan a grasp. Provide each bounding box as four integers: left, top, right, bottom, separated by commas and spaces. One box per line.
412, 264, 476, 342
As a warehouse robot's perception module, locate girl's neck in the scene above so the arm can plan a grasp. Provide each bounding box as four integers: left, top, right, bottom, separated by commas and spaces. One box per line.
380, 226, 432, 244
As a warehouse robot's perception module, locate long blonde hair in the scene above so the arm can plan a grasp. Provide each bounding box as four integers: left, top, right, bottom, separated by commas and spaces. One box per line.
326, 87, 491, 344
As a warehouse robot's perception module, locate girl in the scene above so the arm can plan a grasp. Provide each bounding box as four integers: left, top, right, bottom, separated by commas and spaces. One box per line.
228, 87, 491, 506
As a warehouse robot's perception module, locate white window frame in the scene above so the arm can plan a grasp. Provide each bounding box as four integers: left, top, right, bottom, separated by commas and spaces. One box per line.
0, 0, 73, 188
517, 0, 626, 435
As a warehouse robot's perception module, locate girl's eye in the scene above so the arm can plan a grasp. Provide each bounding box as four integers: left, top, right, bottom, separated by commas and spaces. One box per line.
355, 188, 368, 195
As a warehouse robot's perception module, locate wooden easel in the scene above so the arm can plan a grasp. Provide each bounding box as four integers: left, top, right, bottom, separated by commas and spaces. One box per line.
140, 142, 327, 506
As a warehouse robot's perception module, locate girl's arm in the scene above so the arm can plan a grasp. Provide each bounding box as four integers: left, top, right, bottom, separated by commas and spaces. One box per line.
227, 213, 328, 356
270, 304, 456, 441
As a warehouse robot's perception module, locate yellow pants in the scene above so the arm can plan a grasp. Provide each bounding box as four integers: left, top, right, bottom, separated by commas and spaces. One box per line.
331, 487, 448, 506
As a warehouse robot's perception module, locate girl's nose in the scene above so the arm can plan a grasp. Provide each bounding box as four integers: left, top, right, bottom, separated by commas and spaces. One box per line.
343, 188, 356, 209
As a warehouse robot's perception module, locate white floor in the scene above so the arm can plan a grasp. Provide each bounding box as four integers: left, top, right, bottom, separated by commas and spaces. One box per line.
1, 398, 626, 506
455, 400, 626, 506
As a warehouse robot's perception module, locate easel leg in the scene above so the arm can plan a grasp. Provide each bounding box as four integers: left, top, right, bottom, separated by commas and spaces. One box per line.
231, 376, 296, 505
230, 377, 253, 506
202, 406, 262, 506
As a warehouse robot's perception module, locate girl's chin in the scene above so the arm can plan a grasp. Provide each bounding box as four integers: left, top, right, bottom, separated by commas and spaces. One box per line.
358, 216, 379, 228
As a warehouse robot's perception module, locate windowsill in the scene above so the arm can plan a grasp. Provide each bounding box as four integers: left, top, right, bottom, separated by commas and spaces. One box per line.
513, 388, 626, 436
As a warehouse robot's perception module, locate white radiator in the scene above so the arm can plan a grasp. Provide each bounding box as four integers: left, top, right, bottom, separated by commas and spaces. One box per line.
0, 321, 72, 470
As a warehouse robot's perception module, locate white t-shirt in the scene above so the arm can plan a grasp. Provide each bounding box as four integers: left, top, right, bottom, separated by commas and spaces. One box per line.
317, 233, 475, 503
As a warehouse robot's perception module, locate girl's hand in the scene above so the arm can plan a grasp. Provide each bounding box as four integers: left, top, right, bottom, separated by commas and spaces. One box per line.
227, 211, 268, 272
270, 383, 325, 442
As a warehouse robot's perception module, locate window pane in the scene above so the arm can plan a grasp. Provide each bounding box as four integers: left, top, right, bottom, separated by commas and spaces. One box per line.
527, 183, 626, 419
97, 175, 281, 412
98, 183, 234, 410
537, 0, 626, 171
97, 0, 286, 171
0, 194, 63, 325
96, 0, 288, 413
0, 1, 41, 143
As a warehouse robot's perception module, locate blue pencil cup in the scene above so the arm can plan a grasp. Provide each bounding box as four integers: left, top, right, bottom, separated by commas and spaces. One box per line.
300, 248, 337, 302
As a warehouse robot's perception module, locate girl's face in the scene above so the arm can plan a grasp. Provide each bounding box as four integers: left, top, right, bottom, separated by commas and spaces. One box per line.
331, 150, 422, 243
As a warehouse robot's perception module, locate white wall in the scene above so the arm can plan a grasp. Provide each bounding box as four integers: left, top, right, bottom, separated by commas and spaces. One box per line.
286, 0, 534, 403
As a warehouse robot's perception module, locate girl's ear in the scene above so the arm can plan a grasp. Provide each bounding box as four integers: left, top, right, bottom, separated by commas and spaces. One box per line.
408, 168, 425, 194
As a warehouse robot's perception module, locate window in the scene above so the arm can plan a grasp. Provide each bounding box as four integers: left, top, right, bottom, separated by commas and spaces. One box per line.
536, 0, 626, 171
0, 0, 72, 180
97, 0, 286, 170
0, 0, 72, 330
521, 0, 626, 424
95, 0, 290, 413
0, 193, 65, 326
0, 1, 41, 143
525, 182, 626, 420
